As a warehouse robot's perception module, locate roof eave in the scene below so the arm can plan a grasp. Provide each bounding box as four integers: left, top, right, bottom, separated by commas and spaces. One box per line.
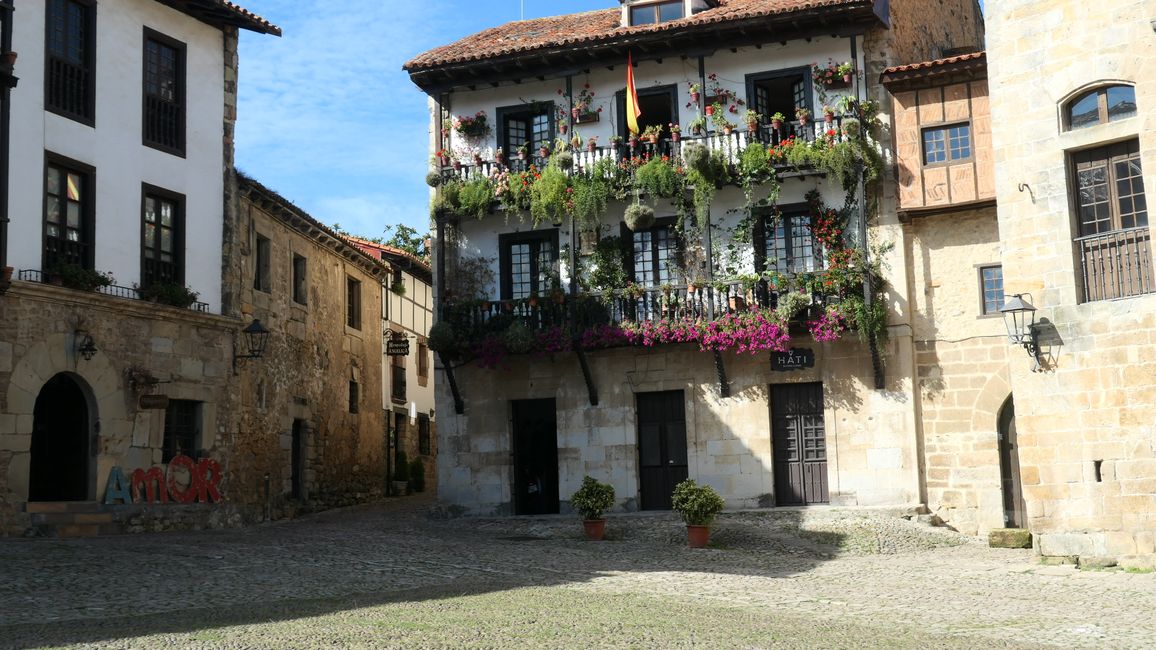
153, 0, 282, 36
407, 4, 880, 94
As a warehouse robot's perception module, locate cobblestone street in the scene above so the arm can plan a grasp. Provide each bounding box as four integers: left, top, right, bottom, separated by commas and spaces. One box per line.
1, 496, 1155, 649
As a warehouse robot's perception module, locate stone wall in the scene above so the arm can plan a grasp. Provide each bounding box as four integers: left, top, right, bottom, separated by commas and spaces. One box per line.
436, 336, 922, 515
236, 188, 388, 515
986, 1, 1156, 562
0, 283, 242, 535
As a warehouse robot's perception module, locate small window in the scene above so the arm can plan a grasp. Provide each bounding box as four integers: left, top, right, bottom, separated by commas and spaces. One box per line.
163, 400, 201, 462
979, 265, 1004, 315
292, 254, 307, 305
499, 230, 558, 300
417, 341, 429, 378
631, 221, 679, 286
254, 235, 271, 292
1066, 85, 1136, 130
348, 380, 359, 414
922, 123, 971, 165
143, 29, 186, 154
346, 277, 362, 329
630, 1, 684, 25
141, 186, 185, 287
497, 102, 554, 171
761, 209, 821, 275
45, 0, 95, 123
418, 414, 431, 456
44, 157, 95, 271
391, 353, 407, 403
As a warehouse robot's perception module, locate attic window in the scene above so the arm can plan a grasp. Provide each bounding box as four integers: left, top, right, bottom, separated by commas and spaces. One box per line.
631, 1, 683, 25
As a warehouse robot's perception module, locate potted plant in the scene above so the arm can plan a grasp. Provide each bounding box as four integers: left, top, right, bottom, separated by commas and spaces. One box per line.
769, 112, 786, 130
47, 262, 114, 291
393, 451, 411, 496
687, 81, 701, 104
135, 281, 200, 308
586, 135, 598, 152
745, 109, 761, 133
687, 114, 708, 136
823, 105, 836, 123
642, 124, 663, 144
704, 102, 718, 117
795, 106, 812, 126
624, 203, 655, 231
610, 135, 623, 151
517, 144, 529, 161
623, 282, 645, 301
425, 170, 443, 188
538, 141, 551, 158
495, 147, 506, 165
837, 61, 855, 83
671, 478, 725, 548
390, 279, 407, 296
427, 321, 456, 354
570, 476, 615, 541
668, 122, 681, 143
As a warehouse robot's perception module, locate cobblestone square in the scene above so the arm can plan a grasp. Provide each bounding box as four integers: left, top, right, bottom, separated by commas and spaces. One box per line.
1, 497, 1154, 649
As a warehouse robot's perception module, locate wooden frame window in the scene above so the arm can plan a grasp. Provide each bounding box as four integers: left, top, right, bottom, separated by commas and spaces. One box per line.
348, 380, 359, 414
44, 154, 94, 271
630, 0, 683, 25
1066, 85, 1136, 130
496, 103, 554, 170
755, 206, 822, 276
142, 28, 186, 155
979, 265, 1004, 315
746, 67, 811, 142
417, 341, 429, 378
45, 0, 95, 124
615, 84, 678, 143
141, 185, 184, 287
346, 276, 362, 329
627, 218, 680, 287
163, 400, 201, 463
922, 123, 971, 166
1072, 139, 1152, 302
418, 414, 431, 456
292, 254, 307, 305
391, 353, 407, 403
253, 235, 271, 292
499, 230, 558, 300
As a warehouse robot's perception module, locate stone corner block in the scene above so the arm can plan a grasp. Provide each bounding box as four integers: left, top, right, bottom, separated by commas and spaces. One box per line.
988, 527, 1033, 549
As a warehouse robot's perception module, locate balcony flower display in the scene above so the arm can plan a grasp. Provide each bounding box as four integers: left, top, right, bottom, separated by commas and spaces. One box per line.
812, 59, 853, 87
452, 110, 491, 138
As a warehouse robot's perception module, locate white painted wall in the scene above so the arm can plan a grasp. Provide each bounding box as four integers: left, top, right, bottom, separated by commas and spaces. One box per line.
8, 0, 227, 310
382, 268, 435, 417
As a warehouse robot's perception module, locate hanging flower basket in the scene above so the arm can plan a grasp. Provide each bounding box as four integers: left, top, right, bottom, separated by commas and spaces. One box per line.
624, 204, 656, 232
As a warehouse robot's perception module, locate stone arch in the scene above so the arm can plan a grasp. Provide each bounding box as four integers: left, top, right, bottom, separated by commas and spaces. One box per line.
1057, 79, 1136, 130
29, 372, 96, 501
969, 367, 1012, 434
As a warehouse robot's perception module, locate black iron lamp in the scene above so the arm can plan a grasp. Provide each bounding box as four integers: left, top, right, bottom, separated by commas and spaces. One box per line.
75, 330, 98, 361
1000, 293, 1041, 370
232, 318, 270, 373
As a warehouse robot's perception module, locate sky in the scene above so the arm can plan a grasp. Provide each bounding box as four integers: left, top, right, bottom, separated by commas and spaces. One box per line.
235, 0, 983, 241
235, 1, 615, 240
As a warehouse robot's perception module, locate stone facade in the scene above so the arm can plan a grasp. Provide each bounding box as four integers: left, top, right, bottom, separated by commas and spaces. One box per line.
986, 1, 1156, 563
235, 177, 389, 514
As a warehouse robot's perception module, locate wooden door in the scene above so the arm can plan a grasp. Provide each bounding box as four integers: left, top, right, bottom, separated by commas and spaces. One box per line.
998, 397, 1025, 528
771, 383, 828, 505
512, 399, 559, 515
637, 390, 688, 510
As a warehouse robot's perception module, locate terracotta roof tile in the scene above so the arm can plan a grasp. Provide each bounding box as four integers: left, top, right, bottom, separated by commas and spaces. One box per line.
157, 0, 282, 36
217, 0, 281, 35
880, 51, 985, 78
405, 0, 868, 71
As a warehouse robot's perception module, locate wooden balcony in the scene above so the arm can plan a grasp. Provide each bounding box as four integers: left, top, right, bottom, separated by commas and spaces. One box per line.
438, 118, 852, 181
1077, 227, 1156, 302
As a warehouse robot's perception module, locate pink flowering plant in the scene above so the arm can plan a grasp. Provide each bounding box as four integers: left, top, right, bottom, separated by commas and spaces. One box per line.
452, 110, 491, 138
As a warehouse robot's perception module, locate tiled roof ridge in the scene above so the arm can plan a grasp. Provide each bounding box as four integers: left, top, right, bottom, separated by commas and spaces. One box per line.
405, 0, 869, 72
345, 236, 433, 273
881, 50, 986, 76
219, 1, 281, 35
157, 0, 282, 36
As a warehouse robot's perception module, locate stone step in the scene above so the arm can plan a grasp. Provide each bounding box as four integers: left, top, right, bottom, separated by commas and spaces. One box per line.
24, 501, 105, 515
30, 512, 115, 526
31, 522, 122, 538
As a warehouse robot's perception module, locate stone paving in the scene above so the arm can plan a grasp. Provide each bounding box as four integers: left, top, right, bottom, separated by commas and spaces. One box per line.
0, 495, 1154, 649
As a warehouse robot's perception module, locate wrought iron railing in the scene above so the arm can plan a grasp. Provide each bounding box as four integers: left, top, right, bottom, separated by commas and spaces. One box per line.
47, 56, 89, 119
16, 269, 209, 312
144, 95, 182, 151
1076, 227, 1155, 302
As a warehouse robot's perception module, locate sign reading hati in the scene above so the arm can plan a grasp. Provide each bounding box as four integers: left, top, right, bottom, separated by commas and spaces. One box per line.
771, 348, 815, 372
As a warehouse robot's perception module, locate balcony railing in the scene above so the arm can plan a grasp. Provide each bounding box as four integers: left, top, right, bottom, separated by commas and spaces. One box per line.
440, 118, 851, 181
442, 280, 821, 347
47, 56, 90, 119
17, 269, 209, 312
1077, 227, 1156, 302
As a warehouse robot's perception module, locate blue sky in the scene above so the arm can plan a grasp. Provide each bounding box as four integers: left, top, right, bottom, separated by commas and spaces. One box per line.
236, 1, 983, 240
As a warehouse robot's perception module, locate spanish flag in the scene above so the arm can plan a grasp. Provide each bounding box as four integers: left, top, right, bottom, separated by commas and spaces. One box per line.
626, 52, 641, 135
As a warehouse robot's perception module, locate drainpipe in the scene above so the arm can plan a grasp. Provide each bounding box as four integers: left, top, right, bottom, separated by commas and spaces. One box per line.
0, 0, 16, 276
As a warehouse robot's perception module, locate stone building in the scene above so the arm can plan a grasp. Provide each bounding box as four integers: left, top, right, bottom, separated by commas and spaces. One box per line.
984, 1, 1156, 565
405, 0, 985, 516
347, 237, 438, 491
0, 0, 282, 535
233, 176, 390, 514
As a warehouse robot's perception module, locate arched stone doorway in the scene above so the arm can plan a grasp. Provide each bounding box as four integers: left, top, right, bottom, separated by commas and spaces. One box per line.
997, 396, 1025, 528
29, 373, 93, 502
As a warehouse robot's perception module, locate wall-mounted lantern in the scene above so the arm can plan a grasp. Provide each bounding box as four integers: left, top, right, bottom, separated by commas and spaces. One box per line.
1000, 294, 1041, 370
232, 318, 270, 374
75, 330, 98, 361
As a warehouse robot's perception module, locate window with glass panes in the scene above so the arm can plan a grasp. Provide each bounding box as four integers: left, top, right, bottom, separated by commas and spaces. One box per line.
1073, 140, 1147, 236
45, 0, 95, 122
44, 160, 91, 269
143, 30, 185, 153
500, 231, 558, 300
630, 0, 684, 25
500, 105, 552, 170
1066, 85, 1137, 130
922, 124, 971, 165
163, 400, 200, 463
980, 265, 1004, 315
632, 223, 678, 286
766, 211, 821, 275
142, 188, 183, 286
292, 254, 307, 305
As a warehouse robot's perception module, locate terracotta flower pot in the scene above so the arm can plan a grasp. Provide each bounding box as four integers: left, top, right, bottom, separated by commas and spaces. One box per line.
687, 525, 710, 548
539, 147, 550, 158
571, 107, 581, 120
843, 73, 852, 83
690, 91, 700, 104
771, 119, 782, 130
587, 142, 596, 152
728, 296, 746, 311
583, 519, 606, 541
747, 121, 758, 132
452, 160, 462, 171
704, 105, 715, 117
723, 126, 733, 136
560, 124, 569, 135
518, 151, 528, 161
825, 113, 834, 124
671, 132, 681, 143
